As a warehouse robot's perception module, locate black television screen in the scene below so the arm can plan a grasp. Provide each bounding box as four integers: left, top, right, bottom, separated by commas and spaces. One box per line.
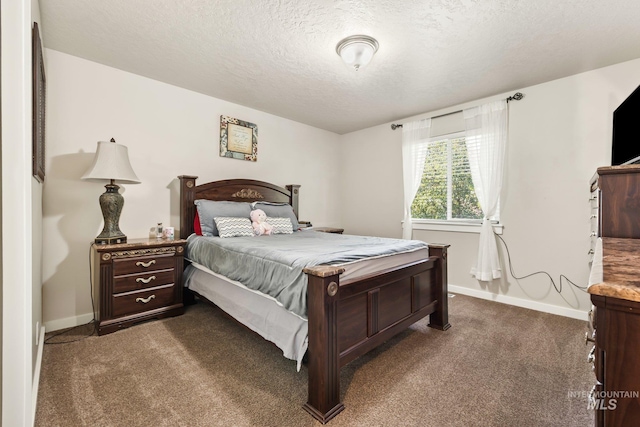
612, 84, 640, 165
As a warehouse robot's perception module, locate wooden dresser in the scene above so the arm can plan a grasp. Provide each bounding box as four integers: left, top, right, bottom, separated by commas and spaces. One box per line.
588, 165, 640, 426
92, 238, 186, 335
590, 165, 640, 239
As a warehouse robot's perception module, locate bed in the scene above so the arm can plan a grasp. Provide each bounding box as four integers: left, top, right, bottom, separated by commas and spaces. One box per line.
178, 176, 450, 424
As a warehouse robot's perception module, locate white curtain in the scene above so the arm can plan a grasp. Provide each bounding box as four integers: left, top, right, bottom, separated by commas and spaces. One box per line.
401, 119, 431, 239
463, 100, 507, 281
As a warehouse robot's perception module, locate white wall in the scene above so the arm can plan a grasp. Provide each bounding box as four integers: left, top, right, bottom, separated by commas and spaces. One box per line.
1, 0, 39, 424
340, 57, 640, 318
43, 50, 342, 330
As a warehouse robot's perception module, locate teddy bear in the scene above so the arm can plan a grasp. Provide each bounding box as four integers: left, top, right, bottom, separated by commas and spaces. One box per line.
250, 209, 273, 236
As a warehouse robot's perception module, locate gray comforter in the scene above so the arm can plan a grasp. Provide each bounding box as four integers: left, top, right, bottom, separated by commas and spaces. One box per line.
186, 231, 428, 318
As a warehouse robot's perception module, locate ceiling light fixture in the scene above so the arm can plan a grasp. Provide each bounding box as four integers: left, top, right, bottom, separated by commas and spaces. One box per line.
336, 35, 379, 71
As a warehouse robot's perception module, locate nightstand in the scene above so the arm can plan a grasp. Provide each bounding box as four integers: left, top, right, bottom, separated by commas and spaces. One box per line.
314, 227, 344, 234
91, 238, 186, 335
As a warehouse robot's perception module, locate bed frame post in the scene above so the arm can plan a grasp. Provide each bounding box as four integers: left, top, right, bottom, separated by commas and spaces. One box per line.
286, 184, 300, 219
178, 175, 198, 239
302, 265, 346, 424
427, 244, 451, 331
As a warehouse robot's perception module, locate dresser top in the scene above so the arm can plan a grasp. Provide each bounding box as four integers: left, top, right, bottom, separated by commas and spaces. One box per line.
92, 237, 187, 251
588, 238, 640, 302
596, 164, 640, 175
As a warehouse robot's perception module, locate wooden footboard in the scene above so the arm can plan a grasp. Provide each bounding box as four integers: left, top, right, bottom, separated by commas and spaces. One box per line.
303, 244, 450, 423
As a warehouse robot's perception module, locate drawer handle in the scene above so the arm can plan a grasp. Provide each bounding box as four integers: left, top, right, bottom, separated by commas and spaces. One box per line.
136, 275, 156, 284
588, 385, 596, 408
136, 295, 156, 304
585, 331, 595, 345
587, 347, 596, 364
136, 260, 156, 268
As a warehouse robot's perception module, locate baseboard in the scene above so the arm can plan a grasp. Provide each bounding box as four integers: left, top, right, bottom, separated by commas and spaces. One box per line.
32, 325, 46, 426
44, 312, 94, 333
448, 285, 589, 321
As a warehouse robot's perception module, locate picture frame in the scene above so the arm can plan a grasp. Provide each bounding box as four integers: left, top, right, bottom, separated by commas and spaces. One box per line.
220, 115, 258, 162
32, 22, 46, 183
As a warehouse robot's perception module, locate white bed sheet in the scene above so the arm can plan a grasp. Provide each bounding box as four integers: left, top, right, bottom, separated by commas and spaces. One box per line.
184, 245, 430, 371
184, 262, 309, 371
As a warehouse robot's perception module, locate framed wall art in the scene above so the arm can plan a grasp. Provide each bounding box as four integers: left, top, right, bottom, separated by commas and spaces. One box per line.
32, 22, 46, 182
220, 115, 258, 162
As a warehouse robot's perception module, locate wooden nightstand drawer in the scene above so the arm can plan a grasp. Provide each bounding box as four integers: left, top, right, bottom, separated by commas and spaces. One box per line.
112, 284, 176, 317
113, 269, 175, 294
113, 254, 175, 276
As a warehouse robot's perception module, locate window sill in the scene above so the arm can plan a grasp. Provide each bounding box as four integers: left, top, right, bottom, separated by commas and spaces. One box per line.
408, 219, 503, 235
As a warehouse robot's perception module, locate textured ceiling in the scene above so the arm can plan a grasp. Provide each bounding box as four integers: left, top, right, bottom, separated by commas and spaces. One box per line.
41, 0, 640, 134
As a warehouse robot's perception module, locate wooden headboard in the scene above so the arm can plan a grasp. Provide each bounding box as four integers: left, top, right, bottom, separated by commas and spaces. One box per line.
178, 176, 300, 239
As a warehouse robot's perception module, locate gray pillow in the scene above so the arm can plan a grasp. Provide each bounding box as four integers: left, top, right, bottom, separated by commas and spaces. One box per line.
252, 202, 299, 231
195, 200, 252, 236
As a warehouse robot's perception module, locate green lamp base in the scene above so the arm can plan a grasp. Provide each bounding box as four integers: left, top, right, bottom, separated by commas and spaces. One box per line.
95, 181, 128, 245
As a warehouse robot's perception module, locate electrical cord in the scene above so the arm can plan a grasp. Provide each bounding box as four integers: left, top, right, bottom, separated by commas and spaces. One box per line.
44, 243, 98, 345
496, 233, 589, 293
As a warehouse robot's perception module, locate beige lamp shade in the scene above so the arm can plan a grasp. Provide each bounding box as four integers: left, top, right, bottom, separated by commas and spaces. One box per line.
82, 140, 141, 183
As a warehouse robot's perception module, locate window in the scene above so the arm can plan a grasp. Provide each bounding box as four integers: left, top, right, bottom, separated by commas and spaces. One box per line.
411, 132, 499, 224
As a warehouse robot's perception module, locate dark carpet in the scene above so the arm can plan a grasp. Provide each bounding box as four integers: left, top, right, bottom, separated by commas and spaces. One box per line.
36, 294, 594, 426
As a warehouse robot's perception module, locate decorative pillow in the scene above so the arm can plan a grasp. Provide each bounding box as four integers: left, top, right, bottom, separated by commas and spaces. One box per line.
266, 217, 294, 234
193, 211, 203, 236
195, 200, 252, 236
252, 202, 299, 231
213, 217, 254, 238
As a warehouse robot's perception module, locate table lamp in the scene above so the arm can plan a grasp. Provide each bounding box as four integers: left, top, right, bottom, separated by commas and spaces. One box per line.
82, 138, 140, 244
